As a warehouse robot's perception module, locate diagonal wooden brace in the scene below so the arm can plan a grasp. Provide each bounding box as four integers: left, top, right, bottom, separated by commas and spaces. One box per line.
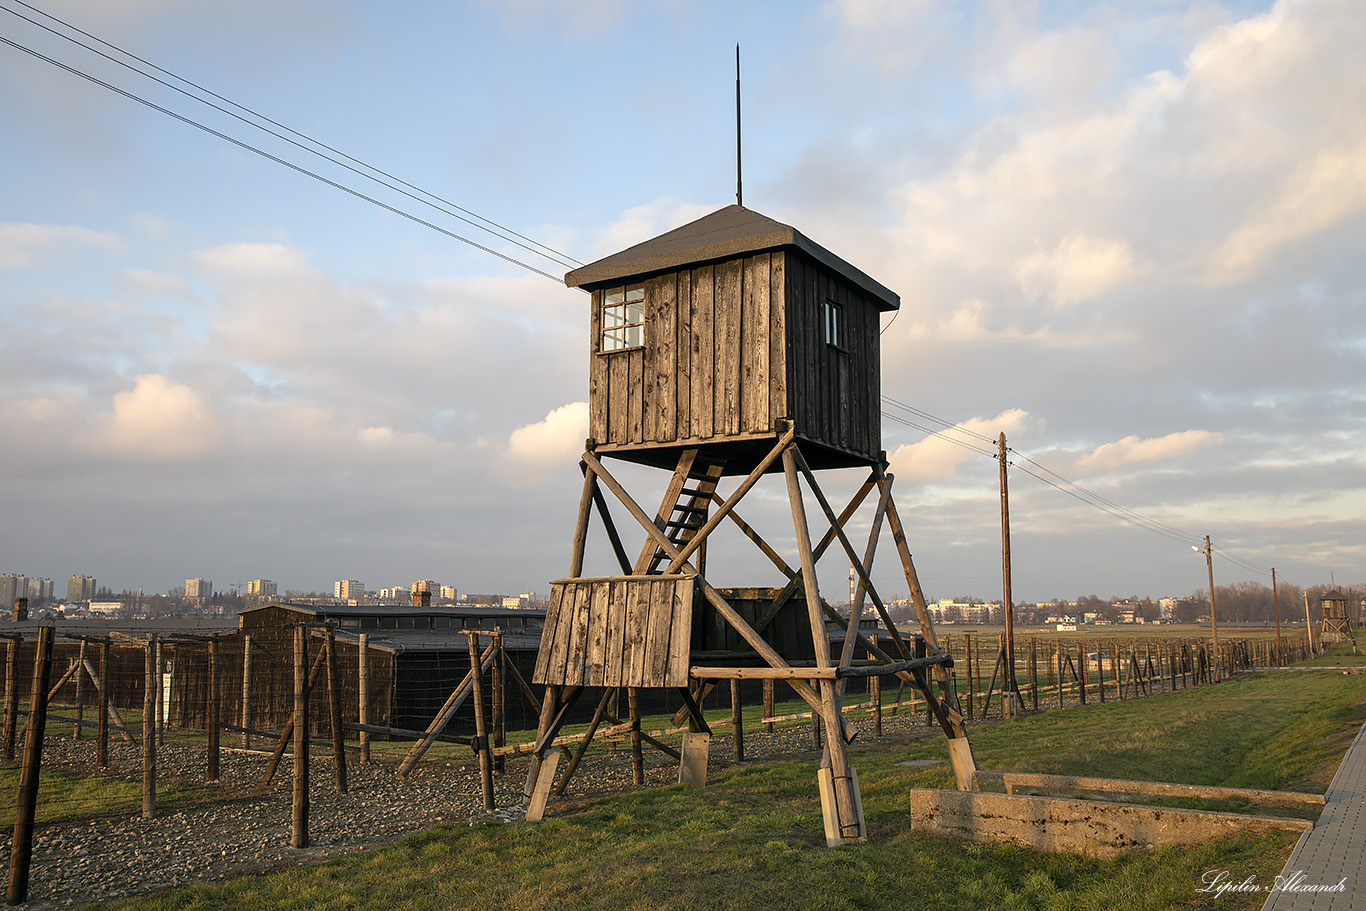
581, 450, 835, 728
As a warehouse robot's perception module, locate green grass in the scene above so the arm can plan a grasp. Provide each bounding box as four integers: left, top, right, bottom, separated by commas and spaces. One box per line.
0, 766, 211, 824
85, 668, 1366, 911
1303, 632, 1366, 666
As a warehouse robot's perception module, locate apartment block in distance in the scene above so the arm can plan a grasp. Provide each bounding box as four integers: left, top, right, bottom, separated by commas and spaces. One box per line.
27, 578, 54, 600
335, 579, 365, 601
67, 574, 97, 602
0, 574, 26, 606
185, 578, 213, 601
247, 579, 277, 600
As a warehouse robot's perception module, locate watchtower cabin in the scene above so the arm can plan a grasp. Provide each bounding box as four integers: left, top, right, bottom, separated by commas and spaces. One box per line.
574, 204, 893, 475
526, 204, 976, 846
1319, 589, 1354, 645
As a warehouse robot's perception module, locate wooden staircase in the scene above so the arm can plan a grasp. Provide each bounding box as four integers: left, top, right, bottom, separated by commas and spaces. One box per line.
637, 450, 726, 575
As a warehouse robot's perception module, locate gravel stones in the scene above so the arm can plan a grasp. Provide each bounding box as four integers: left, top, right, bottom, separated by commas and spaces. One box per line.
3, 707, 937, 908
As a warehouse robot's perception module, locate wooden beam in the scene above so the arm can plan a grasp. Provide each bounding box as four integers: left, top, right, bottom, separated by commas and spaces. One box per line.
582, 451, 829, 722
590, 483, 635, 575
568, 462, 597, 577
634, 449, 699, 572
794, 449, 910, 662
839, 476, 892, 670
690, 665, 837, 680
710, 494, 797, 579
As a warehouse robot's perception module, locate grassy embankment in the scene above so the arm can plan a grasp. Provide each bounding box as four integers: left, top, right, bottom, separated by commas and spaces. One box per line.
87, 638, 1366, 911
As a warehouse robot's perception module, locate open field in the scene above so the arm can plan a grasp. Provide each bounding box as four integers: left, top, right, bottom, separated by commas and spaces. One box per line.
83, 639, 1366, 911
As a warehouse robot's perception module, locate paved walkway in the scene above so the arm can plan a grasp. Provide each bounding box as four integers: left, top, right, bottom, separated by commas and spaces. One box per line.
1262, 719, 1366, 910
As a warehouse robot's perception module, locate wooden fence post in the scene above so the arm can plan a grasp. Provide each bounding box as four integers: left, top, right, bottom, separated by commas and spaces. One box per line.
143, 634, 157, 820
1078, 644, 1088, 705
492, 629, 505, 774
2, 634, 19, 762
1028, 637, 1038, 711
97, 639, 110, 768
628, 687, 644, 786
730, 679, 744, 762
762, 679, 774, 733
154, 638, 165, 748
965, 633, 975, 720
357, 633, 370, 765
324, 629, 347, 795
72, 639, 87, 740
241, 633, 253, 751
467, 632, 494, 812
7, 626, 53, 906
207, 636, 220, 782
292, 625, 309, 849
871, 673, 882, 737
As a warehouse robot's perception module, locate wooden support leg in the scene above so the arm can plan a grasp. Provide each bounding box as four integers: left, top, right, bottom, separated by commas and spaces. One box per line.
523, 685, 582, 821
628, 687, 644, 786
553, 687, 614, 798
784, 448, 865, 844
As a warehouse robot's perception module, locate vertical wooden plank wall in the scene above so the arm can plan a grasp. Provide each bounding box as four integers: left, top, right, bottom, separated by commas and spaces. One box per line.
592, 251, 850, 453
782, 253, 881, 460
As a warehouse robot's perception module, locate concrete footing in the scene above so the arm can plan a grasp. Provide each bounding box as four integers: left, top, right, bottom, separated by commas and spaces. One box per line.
907, 788, 1312, 857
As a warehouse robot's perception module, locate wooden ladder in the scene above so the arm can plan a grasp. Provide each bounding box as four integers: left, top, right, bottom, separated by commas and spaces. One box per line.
642, 454, 726, 575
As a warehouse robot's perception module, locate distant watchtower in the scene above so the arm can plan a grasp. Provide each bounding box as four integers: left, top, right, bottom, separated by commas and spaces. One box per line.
525, 205, 975, 846
1320, 589, 1353, 644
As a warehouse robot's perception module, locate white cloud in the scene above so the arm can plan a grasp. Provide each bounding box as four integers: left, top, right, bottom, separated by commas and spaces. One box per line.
0, 223, 123, 269
195, 242, 310, 279
1207, 142, 1366, 285
503, 401, 588, 482
90, 374, 223, 462
1014, 234, 1144, 305
1076, 430, 1222, 475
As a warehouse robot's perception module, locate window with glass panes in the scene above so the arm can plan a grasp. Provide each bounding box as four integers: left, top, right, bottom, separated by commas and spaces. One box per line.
822, 299, 843, 349
601, 284, 645, 352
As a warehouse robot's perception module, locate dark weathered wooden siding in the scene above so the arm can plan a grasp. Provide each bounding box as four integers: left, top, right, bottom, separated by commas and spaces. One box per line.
588, 249, 881, 467
589, 251, 788, 452
783, 250, 881, 463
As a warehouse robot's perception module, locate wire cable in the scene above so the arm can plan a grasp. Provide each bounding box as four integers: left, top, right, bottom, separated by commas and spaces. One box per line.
0, 1, 581, 273
882, 399, 1271, 576
0, 32, 565, 282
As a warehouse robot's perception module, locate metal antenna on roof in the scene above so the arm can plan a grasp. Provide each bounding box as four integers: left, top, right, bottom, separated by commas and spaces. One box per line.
736, 43, 743, 207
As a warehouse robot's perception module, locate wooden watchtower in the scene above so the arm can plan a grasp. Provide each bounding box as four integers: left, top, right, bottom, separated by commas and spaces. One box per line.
1320, 589, 1353, 645
524, 205, 976, 845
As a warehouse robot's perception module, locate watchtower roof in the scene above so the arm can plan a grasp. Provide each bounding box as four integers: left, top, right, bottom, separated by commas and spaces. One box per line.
565, 205, 900, 311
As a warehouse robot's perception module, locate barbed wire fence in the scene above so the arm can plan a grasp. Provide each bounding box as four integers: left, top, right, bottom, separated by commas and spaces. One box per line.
0, 623, 1324, 903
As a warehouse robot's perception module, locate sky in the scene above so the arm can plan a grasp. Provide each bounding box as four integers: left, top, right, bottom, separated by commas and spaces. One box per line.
1, 0, 1362, 605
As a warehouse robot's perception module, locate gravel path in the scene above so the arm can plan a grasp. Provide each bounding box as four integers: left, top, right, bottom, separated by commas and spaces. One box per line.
3, 712, 939, 909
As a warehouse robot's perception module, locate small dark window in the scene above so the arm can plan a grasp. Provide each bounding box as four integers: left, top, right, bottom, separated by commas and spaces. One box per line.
823, 299, 843, 349
602, 284, 645, 352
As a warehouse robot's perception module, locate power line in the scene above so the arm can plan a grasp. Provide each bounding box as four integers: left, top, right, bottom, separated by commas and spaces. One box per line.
0, 30, 567, 283
881, 411, 996, 458
881, 399, 1271, 577
1, 1, 581, 270
882, 395, 996, 444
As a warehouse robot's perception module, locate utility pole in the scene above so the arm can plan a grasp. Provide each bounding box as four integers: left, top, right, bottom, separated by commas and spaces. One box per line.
1304, 591, 1314, 655
999, 433, 1019, 716
1271, 567, 1283, 666
1196, 536, 1220, 681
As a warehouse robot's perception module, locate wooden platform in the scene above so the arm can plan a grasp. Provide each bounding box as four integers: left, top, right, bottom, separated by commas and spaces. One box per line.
534, 575, 695, 688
